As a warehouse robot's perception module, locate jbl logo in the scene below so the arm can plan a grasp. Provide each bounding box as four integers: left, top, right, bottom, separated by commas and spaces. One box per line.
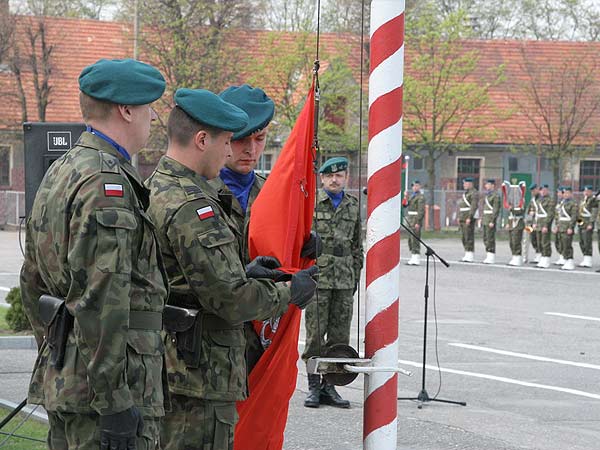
47, 131, 72, 151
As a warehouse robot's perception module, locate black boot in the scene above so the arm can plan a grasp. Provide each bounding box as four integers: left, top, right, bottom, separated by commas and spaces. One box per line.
304, 374, 321, 408
320, 382, 350, 408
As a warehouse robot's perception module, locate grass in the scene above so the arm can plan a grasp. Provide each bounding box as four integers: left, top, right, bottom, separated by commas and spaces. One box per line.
0, 307, 11, 335
0, 406, 48, 450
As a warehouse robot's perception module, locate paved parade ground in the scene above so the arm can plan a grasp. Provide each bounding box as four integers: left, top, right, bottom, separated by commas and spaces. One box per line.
1, 230, 599, 449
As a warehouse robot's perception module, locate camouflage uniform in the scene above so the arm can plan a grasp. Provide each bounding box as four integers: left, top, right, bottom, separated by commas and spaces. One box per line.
20, 132, 168, 449
578, 194, 597, 257
458, 187, 479, 252
404, 190, 425, 255
482, 189, 501, 253
301, 190, 363, 364
535, 194, 555, 257
507, 205, 525, 256
527, 195, 540, 256
554, 196, 564, 257
558, 197, 578, 260
146, 156, 291, 450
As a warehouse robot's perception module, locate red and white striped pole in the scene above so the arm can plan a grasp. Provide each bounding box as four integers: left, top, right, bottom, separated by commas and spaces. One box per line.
364, 0, 404, 449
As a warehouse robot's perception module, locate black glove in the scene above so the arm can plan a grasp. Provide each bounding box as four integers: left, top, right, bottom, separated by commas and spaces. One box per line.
290, 265, 319, 309
99, 407, 144, 450
300, 231, 322, 259
246, 256, 286, 280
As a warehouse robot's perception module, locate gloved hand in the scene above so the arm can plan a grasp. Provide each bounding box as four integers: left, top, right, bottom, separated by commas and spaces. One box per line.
99, 406, 143, 450
300, 231, 322, 260
246, 256, 286, 280
290, 266, 319, 309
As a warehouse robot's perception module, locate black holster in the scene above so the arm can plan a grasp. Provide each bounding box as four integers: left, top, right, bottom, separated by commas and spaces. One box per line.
163, 305, 202, 369
39, 295, 73, 371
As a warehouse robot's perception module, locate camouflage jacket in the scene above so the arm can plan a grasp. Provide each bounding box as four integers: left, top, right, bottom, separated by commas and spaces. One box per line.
404, 192, 425, 226
314, 190, 363, 290
578, 195, 597, 227
507, 204, 525, 230
20, 132, 168, 417
526, 195, 540, 224
534, 195, 555, 228
482, 191, 501, 225
145, 156, 290, 401
458, 188, 479, 222
557, 198, 578, 231
209, 172, 266, 264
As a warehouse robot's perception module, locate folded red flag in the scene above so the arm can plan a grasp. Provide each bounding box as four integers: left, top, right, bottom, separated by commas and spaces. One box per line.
234, 80, 316, 450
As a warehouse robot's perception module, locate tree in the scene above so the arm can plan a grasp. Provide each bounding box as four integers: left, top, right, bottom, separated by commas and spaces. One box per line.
403, 6, 505, 220
513, 44, 600, 188
321, 0, 370, 34
22, 0, 117, 19
264, 0, 316, 31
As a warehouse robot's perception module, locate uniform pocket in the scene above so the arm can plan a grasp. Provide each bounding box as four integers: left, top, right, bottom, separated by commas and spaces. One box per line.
211, 404, 237, 450
95, 208, 137, 274
126, 330, 165, 411
197, 225, 240, 283
207, 329, 245, 394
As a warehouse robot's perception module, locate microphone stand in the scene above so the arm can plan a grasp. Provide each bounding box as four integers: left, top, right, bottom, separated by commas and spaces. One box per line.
397, 218, 466, 408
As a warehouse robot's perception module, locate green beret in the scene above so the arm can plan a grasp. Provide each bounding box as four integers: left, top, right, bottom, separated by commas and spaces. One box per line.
79, 59, 166, 105
219, 85, 275, 140
542, 184, 549, 188
584, 185, 594, 191
529, 183, 538, 190
463, 177, 473, 183
563, 186, 572, 191
174, 88, 249, 132
319, 157, 348, 174
485, 178, 495, 184
412, 180, 421, 186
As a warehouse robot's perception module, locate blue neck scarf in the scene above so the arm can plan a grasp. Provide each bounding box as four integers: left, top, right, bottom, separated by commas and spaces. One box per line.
220, 167, 256, 213
326, 190, 344, 209
87, 125, 131, 161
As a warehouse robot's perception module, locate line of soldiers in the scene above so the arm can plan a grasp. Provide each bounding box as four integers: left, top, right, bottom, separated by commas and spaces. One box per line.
405, 177, 599, 271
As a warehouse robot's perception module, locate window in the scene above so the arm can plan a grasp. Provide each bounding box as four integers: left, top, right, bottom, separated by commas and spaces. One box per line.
413, 156, 423, 170
456, 157, 481, 189
508, 156, 518, 172
256, 153, 273, 175
0, 146, 10, 186
579, 160, 600, 191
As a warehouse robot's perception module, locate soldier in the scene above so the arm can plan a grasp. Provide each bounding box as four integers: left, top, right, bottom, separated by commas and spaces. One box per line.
403, 180, 425, 265
553, 187, 566, 265
458, 177, 479, 262
526, 183, 541, 263
577, 185, 597, 268
557, 186, 578, 270
211, 84, 320, 373
506, 188, 525, 266
481, 179, 501, 264
302, 157, 364, 409
146, 88, 318, 450
535, 184, 556, 269
20, 59, 168, 449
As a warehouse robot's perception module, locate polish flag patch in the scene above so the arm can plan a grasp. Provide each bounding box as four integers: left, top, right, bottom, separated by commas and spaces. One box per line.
197, 206, 215, 220
104, 183, 124, 197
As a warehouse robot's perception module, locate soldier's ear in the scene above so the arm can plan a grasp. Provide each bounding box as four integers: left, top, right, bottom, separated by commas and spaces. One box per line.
193, 130, 209, 151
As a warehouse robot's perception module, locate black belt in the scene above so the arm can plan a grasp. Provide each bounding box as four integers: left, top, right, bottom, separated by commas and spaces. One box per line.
321, 245, 352, 257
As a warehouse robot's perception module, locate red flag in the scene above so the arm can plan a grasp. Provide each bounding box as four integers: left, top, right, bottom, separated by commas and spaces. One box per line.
234, 80, 316, 450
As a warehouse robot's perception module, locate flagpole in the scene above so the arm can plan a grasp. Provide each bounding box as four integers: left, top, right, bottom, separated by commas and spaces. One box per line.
364, 1, 404, 449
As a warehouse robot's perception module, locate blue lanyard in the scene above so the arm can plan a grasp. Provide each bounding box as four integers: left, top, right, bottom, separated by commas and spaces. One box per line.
86, 126, 131, 161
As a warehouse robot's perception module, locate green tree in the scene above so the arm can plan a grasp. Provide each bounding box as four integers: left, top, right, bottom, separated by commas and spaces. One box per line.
22, 0, 117, 19
403, 7, 505, 219
321, 0, 370, 34
6, 287, 32, 332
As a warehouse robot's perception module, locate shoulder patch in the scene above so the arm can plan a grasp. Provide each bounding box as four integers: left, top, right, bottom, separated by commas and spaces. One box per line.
197, 205, 215, 220
104, 183, 124, 197
100, 151, 121, 174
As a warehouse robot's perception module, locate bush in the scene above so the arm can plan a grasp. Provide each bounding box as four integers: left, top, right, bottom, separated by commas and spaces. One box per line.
5, 287, 32, 332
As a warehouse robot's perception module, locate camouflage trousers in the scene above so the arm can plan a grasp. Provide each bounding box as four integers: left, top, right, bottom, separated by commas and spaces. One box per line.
530, 228, 540, 253
579, 225, 594, 256
301, 289, 354, 362
459, 220, 475, 252
559, 231, 574, 259
538, 229, 553, 257
47, 411, 160, 450
407, 221, 422, 254
555, 230, 563, 256
482, 223, 496, 253
161, 394, 237, 450
508, 226, 524, 256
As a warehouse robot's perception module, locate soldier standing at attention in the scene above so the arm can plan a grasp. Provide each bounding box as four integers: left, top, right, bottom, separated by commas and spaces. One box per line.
553, 187, 566, 265
526, 184, 541, 263
535, 184, 555, 269
481, 179, 501, 264
211, 84, 320, 372
557, 186, 578, 270
403, 180, 425, 265
458, 177, 479, 262
20, 59, 169, 450
302, 157, 364, 409
506, 190, 526, 266
146, 88, 318, 450
577, 185, 597, 268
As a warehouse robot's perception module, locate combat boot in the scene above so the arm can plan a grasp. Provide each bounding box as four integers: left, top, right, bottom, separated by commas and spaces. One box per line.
561, 259, 575, 271
578, 256, 592, 268
304, 374, 321, 408
508, 255, 523, 266
407, 254, 421, 265
482, 252, 495, 264
537, 256, 550, 268
461, 251, 474, 262
320, 382, 350, 408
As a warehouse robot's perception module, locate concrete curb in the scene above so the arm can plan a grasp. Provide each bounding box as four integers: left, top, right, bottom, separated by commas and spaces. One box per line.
0, 335, 37, 350
0, 399, 48, 424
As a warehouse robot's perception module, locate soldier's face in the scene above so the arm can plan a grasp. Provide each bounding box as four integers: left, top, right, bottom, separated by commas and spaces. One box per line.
563, 191, 572, 199
226, 129, 268, 174
412, 184, 420, 192
484, 182, 493, 191
463, 181, 472, 190
321, 171, 348, 194
201, 131, 233, 180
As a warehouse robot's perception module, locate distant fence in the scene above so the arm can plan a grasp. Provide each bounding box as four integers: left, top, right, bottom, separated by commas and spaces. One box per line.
0, 191, 25, 227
